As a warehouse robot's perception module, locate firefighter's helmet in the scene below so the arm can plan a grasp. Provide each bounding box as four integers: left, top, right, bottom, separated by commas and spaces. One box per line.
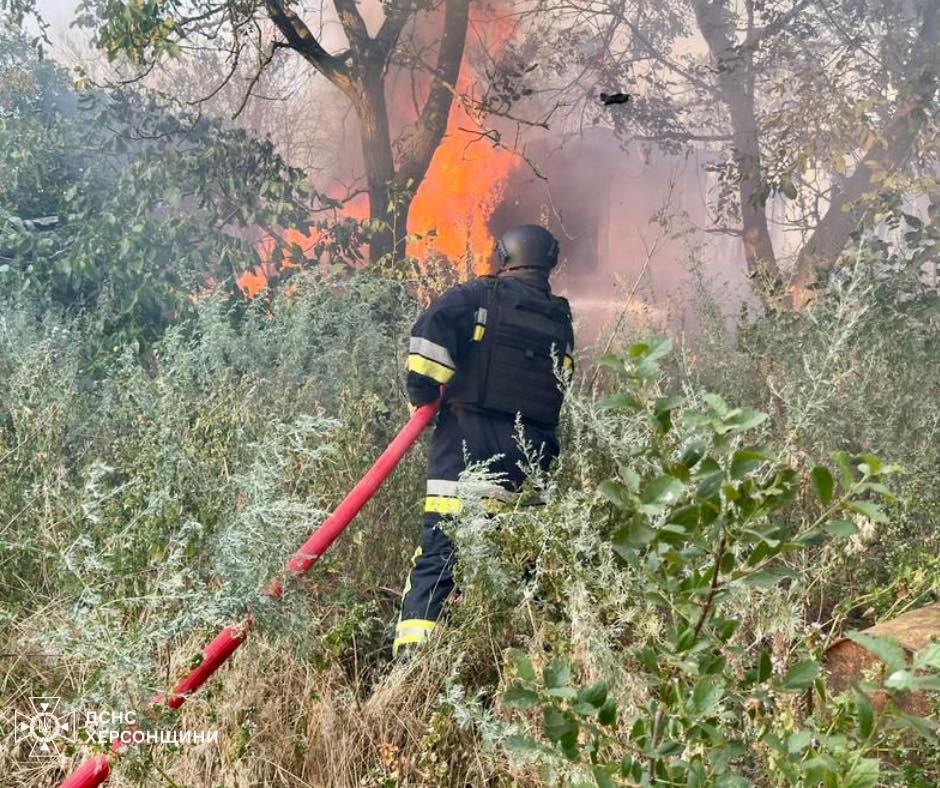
495, 225, 559, 270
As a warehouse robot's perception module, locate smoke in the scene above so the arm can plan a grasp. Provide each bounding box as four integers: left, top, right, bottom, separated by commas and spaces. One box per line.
489, 128, 751, 343
33, 0, 753, 334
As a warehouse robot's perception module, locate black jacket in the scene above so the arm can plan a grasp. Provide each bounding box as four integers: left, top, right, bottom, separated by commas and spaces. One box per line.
405, 272, 575, 409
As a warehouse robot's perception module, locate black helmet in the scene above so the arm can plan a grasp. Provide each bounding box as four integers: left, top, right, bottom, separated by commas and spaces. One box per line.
494, 224, 559, 270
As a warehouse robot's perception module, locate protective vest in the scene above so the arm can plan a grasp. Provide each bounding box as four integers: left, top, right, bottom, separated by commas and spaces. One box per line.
446, 279, 572, 426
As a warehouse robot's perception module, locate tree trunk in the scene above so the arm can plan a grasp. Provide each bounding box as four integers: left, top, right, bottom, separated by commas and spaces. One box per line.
788, 0, 938, 307
270, 0, 470, 266
354, 73, 397, 263
726, 87, 780, 289
694, 0, 782, 298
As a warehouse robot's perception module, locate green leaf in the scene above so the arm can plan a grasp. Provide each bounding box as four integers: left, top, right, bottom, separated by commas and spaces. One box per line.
503, 683, 540, 708
596, 354, 625, 372
848, 501, 888, 523
599, 479, 631, 509
715, 616, 739, 641
885, 669, 915, 692
599, 392, 641, 411
810, 466, 834, 505
679, 441, 706, 469
824, 519, 859, 538
577, 680, 608, 709
720, 550, 736, 574
543, 659, 571, 690
833, 451, 855, 489
856, 453, 883, 476
786, 729, 812, 754
758, 650, 772, 682
640, 475, 684, 507
655, 739, 682, 756
593, 766, 617, 788
913, 643, 940, 670
598, 697, 617, 727
855, 689, 874, 739
612, 521, 655, 557
620, 466, 641, 493
643, 336, 672, 361
746, 540, 780, 567
803, 755, 838, 784
504, 735, 540, 753
796, 528, 826, 547
892, 711, 937, 738
694, 458, 723, 497
703, 393, 729, 417
633, 358, 659, 380
668, 504, 700, 527
846, 632, 907, 673
510, 649, 536, 682
913, 675, 940, 691
731, 448, 770, 479
844, 757, 879, 788
629, 718, 646, 743
691, 676, 723, 716
740, 565, 796, 588
674, 626, 696, 652
164, 185, 182, 207
654, 395, 683, 413
781, 659, 820, 690
653, 395, 683, 433
723, 408, 768, 433
572, 702, 598, 716
543, 707, 578, 746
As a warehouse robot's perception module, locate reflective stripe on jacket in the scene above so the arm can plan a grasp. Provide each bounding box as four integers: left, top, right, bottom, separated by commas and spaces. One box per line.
406, 276, 574, 406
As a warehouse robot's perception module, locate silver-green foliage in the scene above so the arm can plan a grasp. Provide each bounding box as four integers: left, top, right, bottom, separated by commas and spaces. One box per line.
0, 276, 421, 708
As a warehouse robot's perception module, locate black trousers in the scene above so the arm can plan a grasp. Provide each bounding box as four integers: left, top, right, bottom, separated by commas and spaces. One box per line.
394, 405, 558, 654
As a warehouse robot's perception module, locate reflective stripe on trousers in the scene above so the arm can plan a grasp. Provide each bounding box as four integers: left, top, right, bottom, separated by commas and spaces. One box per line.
394, 406, 558, 655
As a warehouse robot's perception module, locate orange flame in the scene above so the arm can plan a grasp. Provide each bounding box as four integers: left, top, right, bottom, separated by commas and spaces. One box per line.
407, 7, 519, 272
237, 193, 369, 297
238, 7, 518, 295
407, 123, 519, 273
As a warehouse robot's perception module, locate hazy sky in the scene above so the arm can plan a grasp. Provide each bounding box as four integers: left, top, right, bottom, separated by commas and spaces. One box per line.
37, 0, 79, 36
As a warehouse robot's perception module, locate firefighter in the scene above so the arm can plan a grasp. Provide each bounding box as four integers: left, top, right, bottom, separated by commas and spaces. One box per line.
394, 224, 575, 656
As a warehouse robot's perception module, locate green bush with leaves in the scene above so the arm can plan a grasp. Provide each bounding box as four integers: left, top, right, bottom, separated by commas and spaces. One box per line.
1, 27, 369, 349
492, 339, 938, 787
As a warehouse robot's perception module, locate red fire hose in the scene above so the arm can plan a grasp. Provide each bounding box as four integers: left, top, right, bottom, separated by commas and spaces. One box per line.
60, 400, 440, 788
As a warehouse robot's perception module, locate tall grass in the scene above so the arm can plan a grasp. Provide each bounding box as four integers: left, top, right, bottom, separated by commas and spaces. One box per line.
2, 260, 938, 786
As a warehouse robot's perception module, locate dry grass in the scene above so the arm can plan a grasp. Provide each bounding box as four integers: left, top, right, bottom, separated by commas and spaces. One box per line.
142, 630, 523, 788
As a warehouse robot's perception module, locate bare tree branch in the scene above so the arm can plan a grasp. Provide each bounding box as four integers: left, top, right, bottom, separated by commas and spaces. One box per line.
742, 0, 812, 50
333, 0, 369, 57
263, 0, 354, 95
374, 5, 409, 66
